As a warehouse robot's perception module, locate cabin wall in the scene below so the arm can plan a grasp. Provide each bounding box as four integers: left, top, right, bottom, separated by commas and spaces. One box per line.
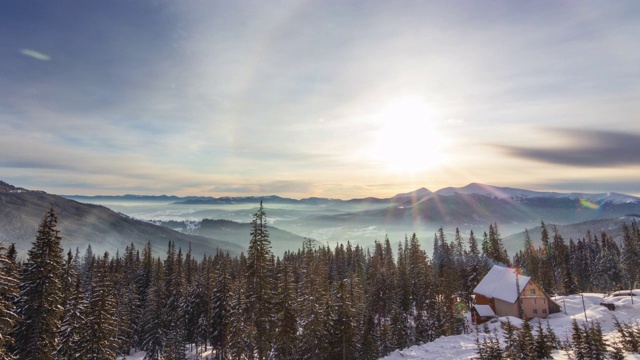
494, 298, 519, 318
475, 294, 491, 305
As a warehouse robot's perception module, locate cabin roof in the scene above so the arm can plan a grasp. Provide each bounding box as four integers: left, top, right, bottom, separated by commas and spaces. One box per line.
473, 265, 531, 303
474, 305, 496, 317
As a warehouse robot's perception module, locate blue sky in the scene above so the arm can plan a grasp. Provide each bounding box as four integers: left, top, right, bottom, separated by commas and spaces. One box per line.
2, 1, 640, 198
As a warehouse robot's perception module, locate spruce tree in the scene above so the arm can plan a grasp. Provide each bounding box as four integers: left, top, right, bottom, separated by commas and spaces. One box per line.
0, 242, 19, 359
245, 201, 274, 359
571, 319, 586, 360
141, 258, 166, 360
516, 319, 535, 359
14, 208, 65, 360
210, 252, 231, 358
502, 317, 518, 359
273, 259, 298, 359
116, 244, 140, 356
56, 273, 88, 360
534, 321, 553, 359
83, 253, 119, 359
163, 244, 186, 360
621, 223, 639, 289
227, 267, 250, 359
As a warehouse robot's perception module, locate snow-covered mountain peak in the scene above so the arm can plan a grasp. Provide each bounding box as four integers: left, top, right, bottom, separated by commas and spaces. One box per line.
434, 183, 640, 205
392, 187, 432, 199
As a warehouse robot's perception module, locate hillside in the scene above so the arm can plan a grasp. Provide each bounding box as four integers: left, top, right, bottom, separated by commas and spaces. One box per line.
0, 181, 244, 257
154, 218, 314, 256
503, 215, 640, 248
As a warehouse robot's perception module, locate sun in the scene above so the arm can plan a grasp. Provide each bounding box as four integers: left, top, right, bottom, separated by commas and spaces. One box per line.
367, 97, 447, 173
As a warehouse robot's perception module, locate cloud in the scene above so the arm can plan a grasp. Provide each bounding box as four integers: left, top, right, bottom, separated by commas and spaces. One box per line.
500, 128, 640, 167
19, 48, 51, 61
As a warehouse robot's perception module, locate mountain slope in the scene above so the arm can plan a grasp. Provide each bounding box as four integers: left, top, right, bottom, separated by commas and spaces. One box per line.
0, 181, 244, 257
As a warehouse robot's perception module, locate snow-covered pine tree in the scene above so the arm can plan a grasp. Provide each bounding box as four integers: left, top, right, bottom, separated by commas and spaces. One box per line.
227, 262, 250, 359
210, 251, 232, 358
141, 258, 166, 360
135, 242, 153, 350
488, 223, 510, 266
465, 230, 484, 299
83, 253, 119, 359
0, 242, 19, 359
330, 277, 357, 360
538, 221, 555, 293
116, 243, 140, 356
13, 208, 65, 360
571, 319, 587, 360
502, 317, 518, 359
534, 321, 553, 359
163, 243, 186, 360
597, 233, 622, 292
273, 258, 298, 359
56, 273, 88, 360
245, 201, 274, 360
298, 245, 332, 359
584, 320, 608, 360
516, 319, 535, 359
56, 248, 90, 359
621, 222, 640, 290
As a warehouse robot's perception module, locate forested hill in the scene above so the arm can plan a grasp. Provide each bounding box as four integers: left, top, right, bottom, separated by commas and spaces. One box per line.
0, 181, 244, 257
1, 200, 639, 359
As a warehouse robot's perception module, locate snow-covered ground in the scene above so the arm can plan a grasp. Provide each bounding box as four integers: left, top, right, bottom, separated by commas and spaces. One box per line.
382, 292, 640, 360
121, 346, 217, 359
120, 292, 640, 360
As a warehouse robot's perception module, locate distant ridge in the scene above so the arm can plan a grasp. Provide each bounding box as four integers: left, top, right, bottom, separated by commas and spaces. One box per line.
0, 181, 245, 257
434, 183, 640, 205
64, 183, 640, 206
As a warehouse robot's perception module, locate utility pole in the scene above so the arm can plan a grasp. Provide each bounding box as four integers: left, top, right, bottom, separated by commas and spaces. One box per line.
580, 293, 588, 322
515, 269, 524, 319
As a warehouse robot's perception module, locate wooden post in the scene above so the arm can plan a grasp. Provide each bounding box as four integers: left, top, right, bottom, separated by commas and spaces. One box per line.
580, 293, 588, 322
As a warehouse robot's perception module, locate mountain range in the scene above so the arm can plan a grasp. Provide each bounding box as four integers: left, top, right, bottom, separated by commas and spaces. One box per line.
66, 182, 640, 208
4, 180, 640, 258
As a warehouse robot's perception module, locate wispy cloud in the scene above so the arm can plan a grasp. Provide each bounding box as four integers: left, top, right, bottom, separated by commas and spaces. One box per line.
499, 129, 640, 167
2, 1, 640, 197
19, 48, 51, 61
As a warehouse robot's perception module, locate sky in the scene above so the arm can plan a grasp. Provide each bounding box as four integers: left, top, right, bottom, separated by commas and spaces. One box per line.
1, 1, 640, 199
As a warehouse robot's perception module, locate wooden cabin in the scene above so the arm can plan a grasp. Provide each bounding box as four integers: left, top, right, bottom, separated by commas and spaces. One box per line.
472, 265, 560, 324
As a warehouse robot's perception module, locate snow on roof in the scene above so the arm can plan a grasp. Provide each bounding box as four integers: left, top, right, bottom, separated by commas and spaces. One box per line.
473, 265, 531, 303
474, 305, 496, 317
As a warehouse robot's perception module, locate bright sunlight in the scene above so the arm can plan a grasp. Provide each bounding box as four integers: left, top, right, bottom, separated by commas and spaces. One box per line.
368, 97, 448, 173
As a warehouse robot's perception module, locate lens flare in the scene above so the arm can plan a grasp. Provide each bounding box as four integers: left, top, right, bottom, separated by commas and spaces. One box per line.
579, 199, 599, 209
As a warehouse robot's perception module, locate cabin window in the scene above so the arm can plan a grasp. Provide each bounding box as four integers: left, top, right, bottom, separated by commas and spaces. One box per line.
533, 309, 538, 314
543, 309, 547, 314
530, 289, 536, 295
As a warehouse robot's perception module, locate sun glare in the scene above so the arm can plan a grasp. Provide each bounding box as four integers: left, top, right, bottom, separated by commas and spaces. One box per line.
368, 97, 447, 173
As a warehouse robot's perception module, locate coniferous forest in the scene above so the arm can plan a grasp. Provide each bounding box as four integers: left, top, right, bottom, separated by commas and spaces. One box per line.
1, 203, 640, 359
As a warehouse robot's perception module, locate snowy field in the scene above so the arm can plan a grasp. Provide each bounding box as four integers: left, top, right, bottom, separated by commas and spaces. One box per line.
382, 292, 640, 360
121, 292, 640, 360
